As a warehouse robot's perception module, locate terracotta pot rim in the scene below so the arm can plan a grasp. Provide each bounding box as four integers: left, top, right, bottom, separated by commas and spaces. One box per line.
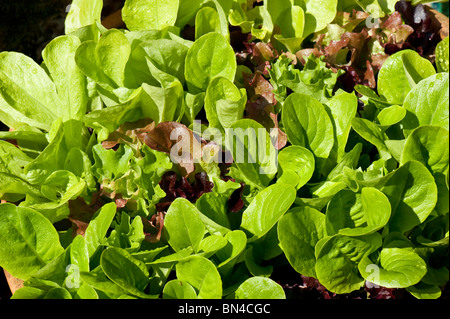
3, 269, 23, 296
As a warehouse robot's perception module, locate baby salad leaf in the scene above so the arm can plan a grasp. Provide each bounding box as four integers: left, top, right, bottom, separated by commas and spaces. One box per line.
0, 176, 41, 204
106, 213, 145, 253
401, 125, 449, 175
122, 0, 180, 31
278, 145, 315, 189
163, 198, 206, 253
278, 206, 327, 278
85, 202, 117, 257
42, 35, 88, 121
92, 144, 135, 182
175, 255, 222, 299
326, 187, 391, 237
382, 161, 438, 233
0, 139, 32, 173
376, 105, 406, 128
193, 199, 232, 237
216, 230, 247, 279
124, 34, 185, 88
175, 0, 206, 29
240, 181, 296, 239
24, 120, 89, 184
435, 36, 449, 73
277, 145, 315, 190
226, 119, 278, 189
197, 235, 227, 258
228, 1, 272, 41
244, 244, 273, 277
204, 77, 247, 132
295, 180, 347, 211
101, 247, 157, 298
407, 282, 444, 300
145, 247, 194, 266
326, 190, 362, 235
82, 91, 144, 141
65, 0, 103, 34
325, 90, 358, 163
195, 192, 231, 230
315, 233, 382, 294
0, 126, 48, 153
197, 0, 230, 40
272, 54, 344, 104
282, 93, 334, 165
0, 204, 64, 281
377, 50, 435, 105
296, 0, 338, 36
184, 91, 206, 124
163, 279, 197, 299
64, 147, 97, 191
401, 125, 449, 216
66, 237, 94, 299
0, 52, 60, 131
75, 29, 131, 89
265, 0, 292, 32
28, 171, 86, 223
70, 235, 90, 275
140, 62, 185, 124
11, 287, 50, 299
270, 1, 306, 53
12, 233, 70, 285
195, 7, 222, 40
359, 247, 427, 288
234, 277, 286, 299
326, 143, 363, 183
402, 72, 449, 136
351, 117, 392, 161
185, 32, 237, 93
44, 288, 73, 299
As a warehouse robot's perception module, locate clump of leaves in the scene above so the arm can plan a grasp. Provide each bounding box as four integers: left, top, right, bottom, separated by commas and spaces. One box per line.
0, 0, 448, 300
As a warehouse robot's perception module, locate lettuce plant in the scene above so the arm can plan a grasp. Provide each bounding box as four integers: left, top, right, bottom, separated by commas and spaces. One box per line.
0, 0, 448, 299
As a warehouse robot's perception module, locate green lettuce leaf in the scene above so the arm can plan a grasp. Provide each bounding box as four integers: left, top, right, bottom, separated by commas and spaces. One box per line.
0, 204, 64, 280
65, 0, 103, 34
185, 32, 237, 93
122, 0, 180, 31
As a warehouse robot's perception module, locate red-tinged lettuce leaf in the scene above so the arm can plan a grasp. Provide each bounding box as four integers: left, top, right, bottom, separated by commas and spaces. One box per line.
155, 171, 213, 212
67, 193, 106, 237
143, 121, 204, 177
242, 71, 287, 150
243, 71, 276, 105
382, 11, 415, 46
142, 211, 165, 243
365, 282, 403, 299
392, 2, 446, 60
299, 8, 443, 92
239, 41, 280, 74
228, 182, 245, 213
101, 118, 155, 150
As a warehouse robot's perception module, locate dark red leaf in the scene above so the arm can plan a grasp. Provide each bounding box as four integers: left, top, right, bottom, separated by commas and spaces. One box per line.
155, 171, 213, 212
142, 211, 165, 243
